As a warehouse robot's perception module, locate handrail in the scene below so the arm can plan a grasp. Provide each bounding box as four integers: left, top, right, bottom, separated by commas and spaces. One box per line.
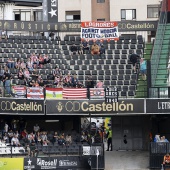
151, 0, 168, 86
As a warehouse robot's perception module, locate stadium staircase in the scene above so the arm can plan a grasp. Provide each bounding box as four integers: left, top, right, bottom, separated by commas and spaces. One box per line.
0, 34, 144, 98
151, 24, 170, 87
135, 43, 153, 98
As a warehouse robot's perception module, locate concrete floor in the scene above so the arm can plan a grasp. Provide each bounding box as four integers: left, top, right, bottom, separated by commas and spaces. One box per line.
105, 150, 152, 170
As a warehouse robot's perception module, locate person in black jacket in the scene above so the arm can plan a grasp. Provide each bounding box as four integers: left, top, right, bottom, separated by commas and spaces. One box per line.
70, 44, 78, 55
129, 53, 140, 74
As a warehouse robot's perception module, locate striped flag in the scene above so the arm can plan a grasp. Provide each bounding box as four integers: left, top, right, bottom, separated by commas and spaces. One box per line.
46, 88, 63, 99
90, 88, 104, 99
27, 87, 44, 99
63, 88, 87, 99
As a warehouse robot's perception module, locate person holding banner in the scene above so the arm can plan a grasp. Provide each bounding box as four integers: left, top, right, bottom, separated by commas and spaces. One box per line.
91, 42, 100, 55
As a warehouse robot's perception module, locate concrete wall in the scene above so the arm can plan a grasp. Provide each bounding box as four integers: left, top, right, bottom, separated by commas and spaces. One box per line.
110, 0, 160, 21
91, 0, 110, 21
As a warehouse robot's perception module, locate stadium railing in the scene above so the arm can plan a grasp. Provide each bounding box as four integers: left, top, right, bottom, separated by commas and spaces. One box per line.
151, 0, 168, 87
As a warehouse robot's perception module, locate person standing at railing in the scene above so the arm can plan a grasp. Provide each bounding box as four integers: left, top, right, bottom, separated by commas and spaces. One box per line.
129, 52, 140, 74
140, 58, 147, 81
163, 153, 170, 169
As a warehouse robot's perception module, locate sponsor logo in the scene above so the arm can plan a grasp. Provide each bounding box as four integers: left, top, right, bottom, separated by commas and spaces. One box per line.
24, 159, 35, 169
55, 101, 134, 112
37, 158, 57, 169
59, 160, 77, 167
0, 101, 43, 112
56, 102, 63, 112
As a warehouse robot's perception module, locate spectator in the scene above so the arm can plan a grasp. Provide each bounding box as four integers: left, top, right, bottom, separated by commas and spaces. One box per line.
29, 141, 38, 157
3, 69, 11, 96
28, 132, 35, 143
65, 134, 72, 146
24, 68, 30, 80
82, 40, 89, 54
21, 129, 28, 139
154, 134, 161, 142
99, 45, 105, 56
53, 67, 60, 79
78, 45, 83, 55
11, 135, 20, 146
91, 42, 100, 55
129, 52, 140, 74
53, 132, 59, 143
29, 80, 35, 87
58, 135, 66, 146
81, 132, 88, 143
49, 32, 55, 40
163, 153, 170, 169
31, 69, 38, 81
0, 65, 4, 81
96, 80, 103, 88
140, 58, 147, 81
77, 81, 84, 88
4, 122, 9, 133
70, 43, 78, 55
39, 78, 45, 87
34, 80, 39, 87
15, 58, 21, 69
32, 53, 39, 69
18, 69, 24, 80
7, 57, 15, 69
106, 128, 112, 151
44, 54, 51, 64
3, 133, 9, 143
38, 55, 44, 68
20, 59, 26, 70
81, 120, 89, 131
72, 74, 78, 87
64, 73, 72, 87
161, 136, 169, 142
26, 58, 33, 72
86, 75, 95, 88
57, 81, 63, 88
8, 129, 14, 143
1, 29, 7, 39
33, 124, 40, 133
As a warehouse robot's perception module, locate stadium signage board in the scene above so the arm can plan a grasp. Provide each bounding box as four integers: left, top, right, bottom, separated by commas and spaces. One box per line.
46, 99, 144, 115
24, 156, 91, 169
146, 99, 170, 113
0, 98, 44, 115
0, 20, 157, 32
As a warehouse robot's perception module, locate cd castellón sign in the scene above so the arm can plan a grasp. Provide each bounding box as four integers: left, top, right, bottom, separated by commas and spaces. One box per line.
46, 99, 144, 115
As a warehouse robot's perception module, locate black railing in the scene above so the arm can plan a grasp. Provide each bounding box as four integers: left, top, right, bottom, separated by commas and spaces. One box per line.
148, 87, 170, 98
150, 142, 170, 169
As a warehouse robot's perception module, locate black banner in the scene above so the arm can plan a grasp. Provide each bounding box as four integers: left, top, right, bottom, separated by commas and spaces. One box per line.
47, 0, 58, 23
24, 156, 91, 170
0, 20, 157, 32
0, 98, 44, 115
146, 99, 170, 113
46, 99, 144, 115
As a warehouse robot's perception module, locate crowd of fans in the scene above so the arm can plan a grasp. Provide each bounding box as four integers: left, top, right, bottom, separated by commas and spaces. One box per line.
154, 134, 169, 143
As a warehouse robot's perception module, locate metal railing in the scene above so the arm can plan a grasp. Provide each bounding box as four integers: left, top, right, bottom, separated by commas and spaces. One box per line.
151, 0, 168, 86
148, 87, 170, 98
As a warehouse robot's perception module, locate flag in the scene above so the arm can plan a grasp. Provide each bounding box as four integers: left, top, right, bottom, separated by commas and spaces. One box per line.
46, 87, 63, 99
63, 88, 87, 99
27, 87, 44, 99
12, 85, 26, 98
90, 88, 104, 99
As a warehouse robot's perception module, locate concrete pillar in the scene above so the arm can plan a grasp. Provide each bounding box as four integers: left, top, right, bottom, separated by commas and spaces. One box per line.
4, 3, 15, 35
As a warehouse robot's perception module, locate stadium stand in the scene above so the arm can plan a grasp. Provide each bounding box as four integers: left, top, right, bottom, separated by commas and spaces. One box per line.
0, 34, 144, 98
